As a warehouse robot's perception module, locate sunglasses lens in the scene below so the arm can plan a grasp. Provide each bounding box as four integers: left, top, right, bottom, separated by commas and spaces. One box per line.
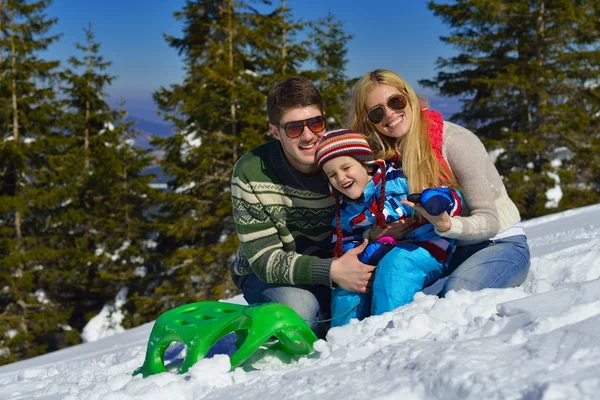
306, 116, 326, 133
367, 106, 385, 124
285, 122, 305, 138
367, 95, 407, 124
388, 95, 407, 110
284, 116, 325, 137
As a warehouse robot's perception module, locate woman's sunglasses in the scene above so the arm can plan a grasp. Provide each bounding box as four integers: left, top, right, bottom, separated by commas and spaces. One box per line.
274, 115, 326, 138
367, 94, 408, 124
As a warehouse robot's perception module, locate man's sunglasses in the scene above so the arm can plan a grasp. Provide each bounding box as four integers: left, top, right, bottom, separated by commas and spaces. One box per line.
367, 94, 408, 124
274, 115, 326, 138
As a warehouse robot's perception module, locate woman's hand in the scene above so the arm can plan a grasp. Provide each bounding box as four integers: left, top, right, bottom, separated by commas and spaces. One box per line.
401, 198, 452, 232
369, 217, 416, 241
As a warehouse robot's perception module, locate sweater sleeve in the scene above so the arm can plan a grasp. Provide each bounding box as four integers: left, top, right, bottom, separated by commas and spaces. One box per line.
437, 124, 501, 240
231, 161, 333, 287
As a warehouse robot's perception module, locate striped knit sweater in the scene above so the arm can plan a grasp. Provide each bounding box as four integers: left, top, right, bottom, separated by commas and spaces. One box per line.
230, 141, 336, 288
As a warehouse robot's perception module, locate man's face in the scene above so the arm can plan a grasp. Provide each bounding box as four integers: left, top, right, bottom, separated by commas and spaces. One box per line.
269, 106, 326, 174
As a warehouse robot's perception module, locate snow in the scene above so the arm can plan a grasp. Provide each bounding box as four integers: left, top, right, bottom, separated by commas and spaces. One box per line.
99, 122, 115, 135
174, 181, 196, 194
545, 171, 562, 208
81, 288, 129, 344
34, 290, 50, 305
2, 204, 600, 399
148, 183, 168, 190
485, 148, 564, 208
487, 148, 504, 164
179, 124, 201, 162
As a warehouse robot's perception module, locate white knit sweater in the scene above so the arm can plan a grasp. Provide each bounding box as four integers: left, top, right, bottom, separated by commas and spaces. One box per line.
437, 122, 522, 241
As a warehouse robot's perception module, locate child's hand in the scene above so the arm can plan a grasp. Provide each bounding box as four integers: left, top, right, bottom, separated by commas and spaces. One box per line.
369, 218, 416, 241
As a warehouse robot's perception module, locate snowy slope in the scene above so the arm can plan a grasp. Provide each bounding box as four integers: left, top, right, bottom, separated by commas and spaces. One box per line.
1, 204, 600, 400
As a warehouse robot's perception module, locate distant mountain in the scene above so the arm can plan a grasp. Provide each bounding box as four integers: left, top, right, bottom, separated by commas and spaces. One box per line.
120, 115, 174, 185
126, 97, 463, 186
426, 95, 462, 119
142, 164, 170, 186
126, 116, 174, 149
123, 97, 462, 150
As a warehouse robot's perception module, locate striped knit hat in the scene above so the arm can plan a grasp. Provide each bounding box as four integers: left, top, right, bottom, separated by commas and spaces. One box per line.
316, 129, 375, 170
316, 129, 388, 257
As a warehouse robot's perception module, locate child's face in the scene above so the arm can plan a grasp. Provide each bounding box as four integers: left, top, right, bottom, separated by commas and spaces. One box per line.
322, 156, 372, 200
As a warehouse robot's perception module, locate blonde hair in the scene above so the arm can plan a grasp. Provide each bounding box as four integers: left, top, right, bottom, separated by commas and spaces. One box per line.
346, 69, 458, 193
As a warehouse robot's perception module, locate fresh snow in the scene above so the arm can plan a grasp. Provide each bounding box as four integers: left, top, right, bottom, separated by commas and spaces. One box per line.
1, 204, 600, 399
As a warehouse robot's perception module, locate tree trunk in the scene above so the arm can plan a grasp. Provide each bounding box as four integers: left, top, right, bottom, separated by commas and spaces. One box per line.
119, 108, 131, 238
281, 0, 287, 75
10, 10, 22, 242
0, 0, 3, 65
84, 32, 92, 170
227, 0, 237, 162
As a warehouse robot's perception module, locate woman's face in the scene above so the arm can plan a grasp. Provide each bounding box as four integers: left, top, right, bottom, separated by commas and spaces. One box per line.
364, 84, 412, 139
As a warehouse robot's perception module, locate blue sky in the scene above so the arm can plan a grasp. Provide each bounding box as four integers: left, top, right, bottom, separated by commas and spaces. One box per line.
45, 0, 457, 123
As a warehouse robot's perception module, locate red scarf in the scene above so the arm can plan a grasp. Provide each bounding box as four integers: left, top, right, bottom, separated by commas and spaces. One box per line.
424, 109, 449, 171
391, 109, 449, 172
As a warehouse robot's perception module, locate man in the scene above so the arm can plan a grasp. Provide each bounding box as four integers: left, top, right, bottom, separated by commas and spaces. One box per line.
230, 76, 372, 337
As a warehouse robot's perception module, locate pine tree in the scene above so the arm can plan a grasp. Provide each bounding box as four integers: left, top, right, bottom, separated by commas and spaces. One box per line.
246, 0, 316, 148
421, 0, 600, 218
142, 0, 269, 321
251, 0, 309, 88
58, 26, 159, 336
55, 23, 117, 333
88, 100, 160, 330
308, 10, 353, 129
0, 0, 63, 364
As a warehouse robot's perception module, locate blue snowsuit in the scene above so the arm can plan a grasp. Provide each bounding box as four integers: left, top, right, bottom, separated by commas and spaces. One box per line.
331, 163, 462, 327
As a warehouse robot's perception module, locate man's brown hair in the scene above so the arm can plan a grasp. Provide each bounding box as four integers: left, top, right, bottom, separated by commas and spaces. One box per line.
267, 76, 324, 123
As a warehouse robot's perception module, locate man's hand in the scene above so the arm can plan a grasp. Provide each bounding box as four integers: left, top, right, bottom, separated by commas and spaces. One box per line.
370, 217, 416, 241
330, 239, 375, 293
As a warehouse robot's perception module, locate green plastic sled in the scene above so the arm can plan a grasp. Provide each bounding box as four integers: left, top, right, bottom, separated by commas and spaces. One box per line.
133, 301, 318, 377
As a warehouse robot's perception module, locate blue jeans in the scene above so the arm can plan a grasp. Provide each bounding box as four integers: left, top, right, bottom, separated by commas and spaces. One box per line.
240, 274, 331, 339
423, 235, 531, 296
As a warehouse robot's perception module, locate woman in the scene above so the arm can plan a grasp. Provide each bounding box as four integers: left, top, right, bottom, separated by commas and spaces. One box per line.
347, 69, 530, 296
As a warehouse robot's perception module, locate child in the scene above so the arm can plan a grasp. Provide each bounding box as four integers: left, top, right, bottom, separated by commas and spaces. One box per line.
316, 129, 462, 327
